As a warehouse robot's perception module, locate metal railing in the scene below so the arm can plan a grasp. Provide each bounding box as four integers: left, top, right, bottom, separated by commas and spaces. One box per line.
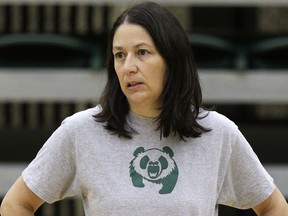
0, 4, 107, 35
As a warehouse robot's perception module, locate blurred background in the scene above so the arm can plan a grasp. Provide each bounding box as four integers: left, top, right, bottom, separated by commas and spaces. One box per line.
0, 0, 287, 215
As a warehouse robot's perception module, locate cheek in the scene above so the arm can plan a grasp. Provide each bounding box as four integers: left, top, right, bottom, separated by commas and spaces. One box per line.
153, 76, 164, 91
147, 74, 165, 100
153, 66, 166, 92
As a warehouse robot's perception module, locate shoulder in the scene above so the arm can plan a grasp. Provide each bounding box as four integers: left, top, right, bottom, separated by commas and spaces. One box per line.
198, 110, 238, 131
197, 110, 243, 145
61, 105, 102, 129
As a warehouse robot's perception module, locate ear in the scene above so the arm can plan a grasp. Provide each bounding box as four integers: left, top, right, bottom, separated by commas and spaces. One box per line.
133, 147, 145, 156
162, 146, 174, 157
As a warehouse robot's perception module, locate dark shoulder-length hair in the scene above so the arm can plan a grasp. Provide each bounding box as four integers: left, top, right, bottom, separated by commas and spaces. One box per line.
95, 1, 210, 140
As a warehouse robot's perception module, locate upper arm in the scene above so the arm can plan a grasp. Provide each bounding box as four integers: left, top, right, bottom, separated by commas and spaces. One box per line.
1, 176, 45, 214
253, 186, 288, 216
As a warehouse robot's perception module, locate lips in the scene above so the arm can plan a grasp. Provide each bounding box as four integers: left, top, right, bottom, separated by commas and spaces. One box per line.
127, 81, 143, 88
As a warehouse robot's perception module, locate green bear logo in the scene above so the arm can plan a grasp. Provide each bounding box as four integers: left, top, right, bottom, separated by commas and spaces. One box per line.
129, 146, 179, 194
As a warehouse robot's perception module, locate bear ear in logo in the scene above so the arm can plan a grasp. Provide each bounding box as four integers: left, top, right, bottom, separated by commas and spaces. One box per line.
162, 146, 174, 157
133, 147, 145, 156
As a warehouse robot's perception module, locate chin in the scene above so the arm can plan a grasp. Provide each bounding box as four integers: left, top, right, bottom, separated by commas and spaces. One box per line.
126, 93, 149, 103
128, 98, 148, 105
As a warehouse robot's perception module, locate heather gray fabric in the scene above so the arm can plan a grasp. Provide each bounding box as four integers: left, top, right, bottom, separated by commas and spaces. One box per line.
22, 105, 274, 216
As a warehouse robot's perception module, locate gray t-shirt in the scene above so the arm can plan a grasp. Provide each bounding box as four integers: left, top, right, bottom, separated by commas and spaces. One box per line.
22, 105, 274, 216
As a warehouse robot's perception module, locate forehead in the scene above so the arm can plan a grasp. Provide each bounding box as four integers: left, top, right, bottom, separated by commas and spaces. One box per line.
113, 23, 155, 48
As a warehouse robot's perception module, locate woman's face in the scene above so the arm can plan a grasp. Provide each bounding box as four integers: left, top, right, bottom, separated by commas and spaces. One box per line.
112, 23, 166, 117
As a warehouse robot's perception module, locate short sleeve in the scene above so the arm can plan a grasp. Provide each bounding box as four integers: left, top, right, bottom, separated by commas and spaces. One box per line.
22, 120, 79, 204
217, 129, 275, 209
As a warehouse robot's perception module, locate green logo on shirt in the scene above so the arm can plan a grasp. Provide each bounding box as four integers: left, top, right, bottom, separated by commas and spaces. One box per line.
129, 146, 179, 194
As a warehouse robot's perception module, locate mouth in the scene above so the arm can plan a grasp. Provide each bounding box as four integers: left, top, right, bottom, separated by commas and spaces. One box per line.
127, 81, 143, 88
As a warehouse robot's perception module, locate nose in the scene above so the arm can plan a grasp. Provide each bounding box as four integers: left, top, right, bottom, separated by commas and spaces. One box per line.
123, 54, 138, 73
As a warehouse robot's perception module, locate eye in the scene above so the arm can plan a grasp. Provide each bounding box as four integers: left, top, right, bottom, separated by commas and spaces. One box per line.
114, 52, 125, 60
137, 49, 149, 56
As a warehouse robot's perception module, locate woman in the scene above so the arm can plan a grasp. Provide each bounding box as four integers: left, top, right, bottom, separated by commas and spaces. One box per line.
1, 2, 287, 216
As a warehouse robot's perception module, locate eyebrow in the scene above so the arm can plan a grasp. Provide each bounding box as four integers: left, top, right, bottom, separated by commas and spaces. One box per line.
112, 42, 152, 51
112, 46, 123, 52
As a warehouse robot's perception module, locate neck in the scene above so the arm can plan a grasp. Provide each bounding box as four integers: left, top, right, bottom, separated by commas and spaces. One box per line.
129, 104, 161, 118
